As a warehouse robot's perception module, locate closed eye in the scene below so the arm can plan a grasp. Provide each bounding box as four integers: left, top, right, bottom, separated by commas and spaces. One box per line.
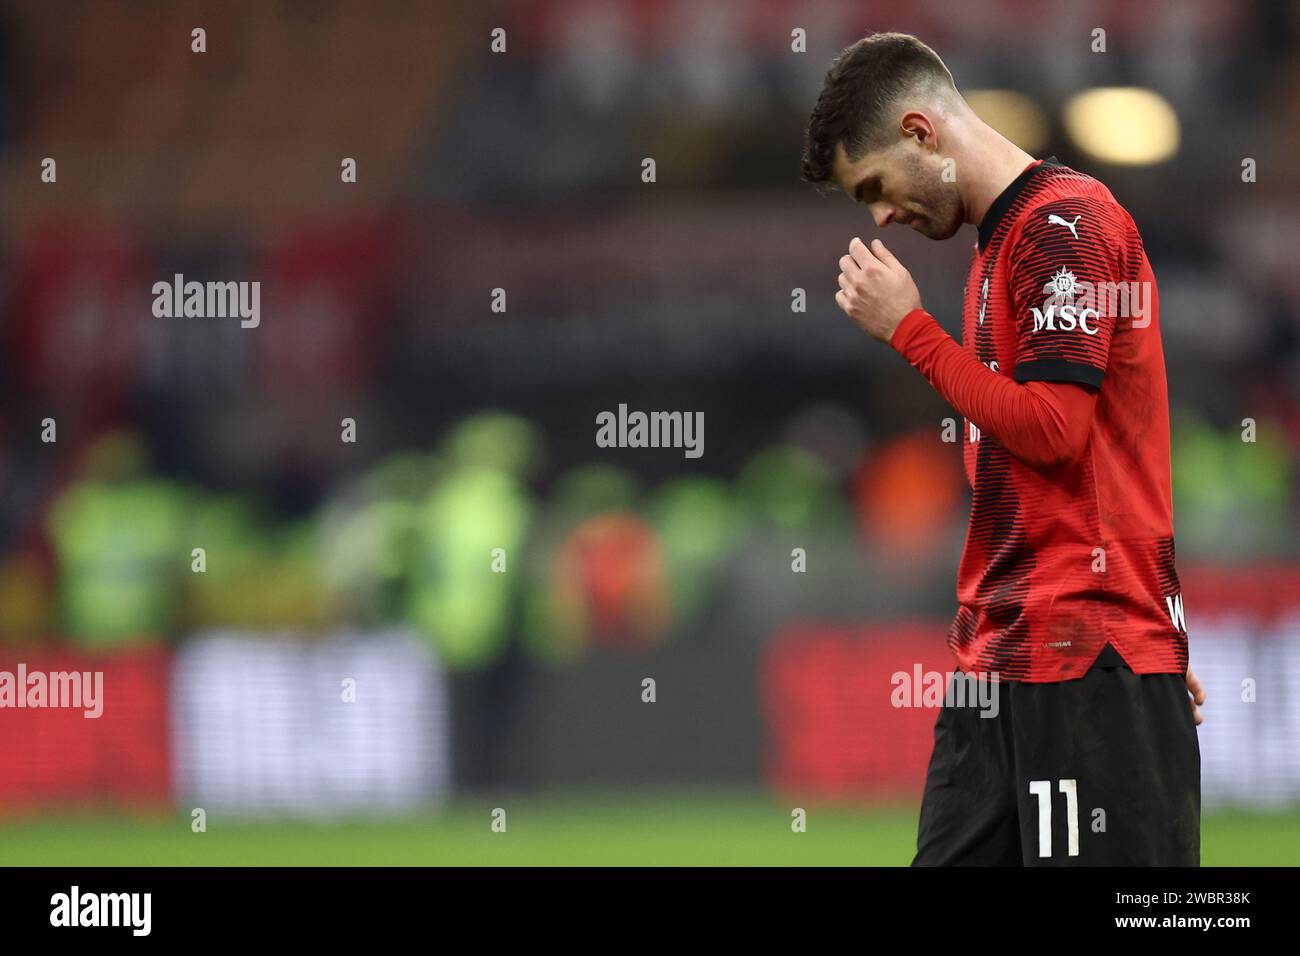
854, 177, 880, 203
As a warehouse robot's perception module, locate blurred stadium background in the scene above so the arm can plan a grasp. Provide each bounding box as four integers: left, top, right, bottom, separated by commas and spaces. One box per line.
1, 0, 1299, 865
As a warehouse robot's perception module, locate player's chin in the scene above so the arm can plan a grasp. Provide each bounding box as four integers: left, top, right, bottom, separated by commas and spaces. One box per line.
918, 216, 962, 241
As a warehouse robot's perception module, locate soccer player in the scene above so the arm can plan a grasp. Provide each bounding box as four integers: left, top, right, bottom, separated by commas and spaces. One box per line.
801, 33, 1202, 865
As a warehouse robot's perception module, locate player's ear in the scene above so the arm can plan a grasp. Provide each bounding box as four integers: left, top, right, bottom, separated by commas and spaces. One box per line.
900, 111, 938, 151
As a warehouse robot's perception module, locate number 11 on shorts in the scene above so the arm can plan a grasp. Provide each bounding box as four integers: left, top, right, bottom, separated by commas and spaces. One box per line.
1029, 779, 1080, 858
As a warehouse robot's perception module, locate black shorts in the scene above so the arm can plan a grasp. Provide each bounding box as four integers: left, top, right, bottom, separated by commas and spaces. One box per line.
912, 663, 1201, 866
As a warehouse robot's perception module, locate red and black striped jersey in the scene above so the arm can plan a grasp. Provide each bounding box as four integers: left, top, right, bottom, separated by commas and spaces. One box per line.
952, 157, 1186, 681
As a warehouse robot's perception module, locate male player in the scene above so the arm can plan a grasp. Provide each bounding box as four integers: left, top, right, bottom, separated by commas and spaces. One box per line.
801, 33, 1202, 865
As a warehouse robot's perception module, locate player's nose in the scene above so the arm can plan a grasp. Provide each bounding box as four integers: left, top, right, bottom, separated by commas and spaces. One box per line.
869, 203, 895, 228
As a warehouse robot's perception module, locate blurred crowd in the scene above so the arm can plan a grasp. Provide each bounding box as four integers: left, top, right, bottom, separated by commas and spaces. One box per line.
0, 412, 968, 663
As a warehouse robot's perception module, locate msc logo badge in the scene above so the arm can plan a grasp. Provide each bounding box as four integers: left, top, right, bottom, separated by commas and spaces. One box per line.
1029, 303, 1100, 335
1030, 269, 1099, 334
1048, 267, 1077, 297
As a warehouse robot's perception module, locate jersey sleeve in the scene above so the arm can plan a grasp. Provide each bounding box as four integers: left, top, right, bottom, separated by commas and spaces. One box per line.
1007, 197, 1131, 388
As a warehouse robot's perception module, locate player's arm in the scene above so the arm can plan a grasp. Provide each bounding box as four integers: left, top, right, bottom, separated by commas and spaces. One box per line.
889, 310, 1097, 470
835, 235, 1098, 472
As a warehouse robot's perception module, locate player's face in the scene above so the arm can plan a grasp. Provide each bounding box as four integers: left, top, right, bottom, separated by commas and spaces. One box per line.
833, 140, 963, 241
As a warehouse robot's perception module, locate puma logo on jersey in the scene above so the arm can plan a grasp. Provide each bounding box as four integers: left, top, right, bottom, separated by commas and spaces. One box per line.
1047, 214, 1081, 239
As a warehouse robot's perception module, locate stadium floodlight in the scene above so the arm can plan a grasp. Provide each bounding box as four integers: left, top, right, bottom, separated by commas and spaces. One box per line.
1064, 87, 1180, 165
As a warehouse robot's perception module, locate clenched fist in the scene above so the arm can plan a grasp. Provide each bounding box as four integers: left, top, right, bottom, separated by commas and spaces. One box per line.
835, 236, 923, 343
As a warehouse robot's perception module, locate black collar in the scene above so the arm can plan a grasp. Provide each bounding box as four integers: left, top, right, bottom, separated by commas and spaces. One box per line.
977, 156, 1060, 253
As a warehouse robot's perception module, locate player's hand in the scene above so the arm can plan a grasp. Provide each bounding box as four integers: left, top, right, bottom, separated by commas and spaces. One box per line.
835, 237, 922, 344
1186, 667, 1205, 726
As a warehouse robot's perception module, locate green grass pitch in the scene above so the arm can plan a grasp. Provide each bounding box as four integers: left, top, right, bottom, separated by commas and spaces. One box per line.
1, 793, 1296, 866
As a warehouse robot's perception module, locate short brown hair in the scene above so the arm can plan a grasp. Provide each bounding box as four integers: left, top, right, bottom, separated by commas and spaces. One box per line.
800, 33, 957, 189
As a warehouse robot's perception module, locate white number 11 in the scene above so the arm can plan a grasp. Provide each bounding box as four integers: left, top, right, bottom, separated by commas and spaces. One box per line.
1029, 779, 1079, 858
